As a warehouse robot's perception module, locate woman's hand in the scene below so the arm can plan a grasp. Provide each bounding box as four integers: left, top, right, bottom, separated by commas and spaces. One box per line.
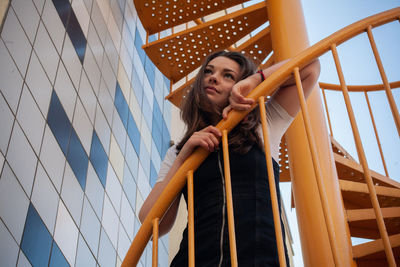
177, 126, 222, 162
222, 73, 260, 119
139, 125, 221, 235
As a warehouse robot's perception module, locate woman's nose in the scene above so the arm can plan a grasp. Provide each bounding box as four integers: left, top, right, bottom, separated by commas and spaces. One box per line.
209, 74, 218, 84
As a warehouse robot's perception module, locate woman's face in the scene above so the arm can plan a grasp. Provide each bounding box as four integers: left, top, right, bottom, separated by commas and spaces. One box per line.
203, 56, 241, 109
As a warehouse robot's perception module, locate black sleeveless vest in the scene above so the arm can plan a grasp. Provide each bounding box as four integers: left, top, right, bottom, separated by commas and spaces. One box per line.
171, 145, 288, 267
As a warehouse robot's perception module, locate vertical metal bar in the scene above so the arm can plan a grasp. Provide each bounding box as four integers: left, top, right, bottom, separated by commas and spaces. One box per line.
146, 33, 149, 45
258, 97, 287, 267
331, 43, 396, 266
366, 25, 400, 137
187, 170, 195, 267
152, 218, 159, 267
293, 67, 341, 266
170, 80, 173, 94
364, 91, 389, 177
321, 89, 334, 137
221, 130, 238, 267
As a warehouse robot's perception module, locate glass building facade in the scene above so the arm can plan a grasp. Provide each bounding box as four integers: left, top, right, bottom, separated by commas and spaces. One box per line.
0, 0, 171, 266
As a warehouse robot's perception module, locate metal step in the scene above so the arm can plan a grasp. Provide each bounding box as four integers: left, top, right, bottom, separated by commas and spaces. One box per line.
334, 153, 400, 189
352, 233, 400, 265
346, 207, 400, 239
339, 179, 400, 209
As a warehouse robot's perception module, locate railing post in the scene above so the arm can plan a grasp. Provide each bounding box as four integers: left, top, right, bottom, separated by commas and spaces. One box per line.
152, 218, 159, 267
321, 89, 334, 137
259, 97, 287, 267
364, 91, 389, 177
293, 68, 341, 266
267, 0, 354, 265
221, 130, 238, 267
366, 25, 400, 137
187, 170, 195, 267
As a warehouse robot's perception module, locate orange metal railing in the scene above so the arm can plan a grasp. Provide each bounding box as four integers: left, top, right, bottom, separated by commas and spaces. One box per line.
122, 7, 400, 267
330, 43, 395, 265
320, 80, 400, 178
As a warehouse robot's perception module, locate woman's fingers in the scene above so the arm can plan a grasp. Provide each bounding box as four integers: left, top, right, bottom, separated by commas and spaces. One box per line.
230, 86, 254, 109
222, 105, 232, 119
190, 126, 222, 151
201, 126, 222, 137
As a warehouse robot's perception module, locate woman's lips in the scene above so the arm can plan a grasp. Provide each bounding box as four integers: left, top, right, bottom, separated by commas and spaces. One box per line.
205, 86, 218, 94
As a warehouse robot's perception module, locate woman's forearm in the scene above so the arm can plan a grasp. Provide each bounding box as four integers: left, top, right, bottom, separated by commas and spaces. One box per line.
139, 156, 185, 236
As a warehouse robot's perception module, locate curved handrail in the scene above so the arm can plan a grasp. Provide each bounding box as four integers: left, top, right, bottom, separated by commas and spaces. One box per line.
122, 7, 400, 266
319, 80, 400, 92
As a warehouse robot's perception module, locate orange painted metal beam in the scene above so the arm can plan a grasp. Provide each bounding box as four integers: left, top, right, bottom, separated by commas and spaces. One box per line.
319, 80, 400, 92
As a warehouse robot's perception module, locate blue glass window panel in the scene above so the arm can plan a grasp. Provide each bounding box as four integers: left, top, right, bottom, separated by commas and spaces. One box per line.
66, 10, 86, 64
114, 82, 129, 128
162, 119, 170, 146
90, 131, 108, 188
163, 75, 170, 88
127, 113, 140, 154
152, 124, 162, 156
144, 56, 155, 88
47, 90, 72, 155
148, 34, 156, 42
152, 98, 163, 132
117, 0, 126, 12
134, 31, 145, 65
149, 161, 157, 188
161, 120, 171, 159
21, 204, 53, 267
67, 129, 88, 190
139, 140, 150, 177
131, 68, 143, 107
51, 0, 71, 27
122, 167, 137, 211
49, 241, 69, 267
142, 96, 152, 130
161, 142, 168, 159
163, 101, 172, 124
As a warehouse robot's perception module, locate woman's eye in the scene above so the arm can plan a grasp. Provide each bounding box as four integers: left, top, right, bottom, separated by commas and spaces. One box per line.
225, 73, 234, 80
204, 69, 212, 74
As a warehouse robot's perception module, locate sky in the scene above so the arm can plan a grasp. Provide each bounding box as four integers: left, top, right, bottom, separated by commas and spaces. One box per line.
280, 0, 400, 265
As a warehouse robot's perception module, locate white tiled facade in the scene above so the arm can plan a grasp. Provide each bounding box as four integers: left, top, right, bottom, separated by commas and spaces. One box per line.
0, 0, 171, 266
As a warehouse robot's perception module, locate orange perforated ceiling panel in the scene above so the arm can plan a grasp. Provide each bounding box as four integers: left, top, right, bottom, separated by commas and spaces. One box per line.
134, 0, 249, 35
143, 2, 269, 82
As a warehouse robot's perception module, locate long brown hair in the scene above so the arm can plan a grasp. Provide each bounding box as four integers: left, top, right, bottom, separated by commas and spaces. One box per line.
177, 51, 263, 154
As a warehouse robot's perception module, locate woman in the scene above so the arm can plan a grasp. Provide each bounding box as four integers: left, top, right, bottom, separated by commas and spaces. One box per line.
139, 51, 320, 266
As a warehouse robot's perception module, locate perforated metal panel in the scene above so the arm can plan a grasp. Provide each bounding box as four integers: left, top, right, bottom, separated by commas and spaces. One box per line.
134, 0, 249, 34
142, 2, 269, 83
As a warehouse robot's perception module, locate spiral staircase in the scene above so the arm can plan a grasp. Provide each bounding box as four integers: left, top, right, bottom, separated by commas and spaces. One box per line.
122, 1, 400, 266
